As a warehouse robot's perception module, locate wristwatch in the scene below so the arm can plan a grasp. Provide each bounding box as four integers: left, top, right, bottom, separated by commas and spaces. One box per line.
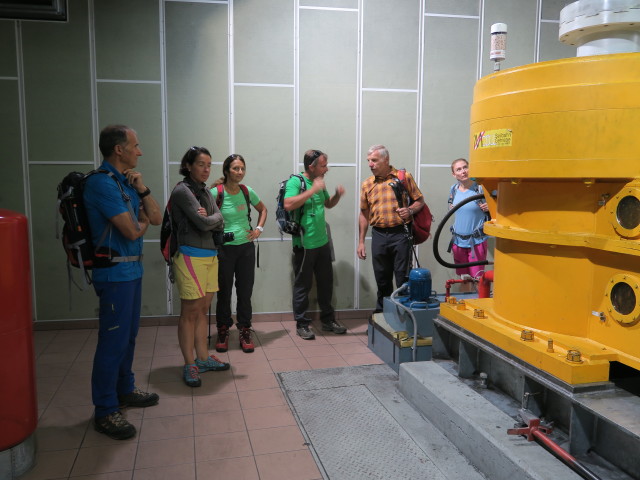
138, 187, 151, 199
256, 226, 264, 232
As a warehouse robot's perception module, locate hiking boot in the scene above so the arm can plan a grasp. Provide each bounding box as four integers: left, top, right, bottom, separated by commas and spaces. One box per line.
118, 387, 159, 408
215, 325, 230, 352
183, 364, 201, 387
296, 324, 315, 340
94, 411, 136, 440
321, 320, 347, 334
196, 355, 230, 372
239, 327, 255, 353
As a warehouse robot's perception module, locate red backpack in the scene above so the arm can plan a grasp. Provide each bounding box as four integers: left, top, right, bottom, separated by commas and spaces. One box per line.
396, 169, 433, 245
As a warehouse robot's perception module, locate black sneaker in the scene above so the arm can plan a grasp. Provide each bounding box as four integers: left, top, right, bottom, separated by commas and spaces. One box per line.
321, 320, 347, 334
296, 324, 315, 340
118, 387, 159, 408
94, 411, 136, 440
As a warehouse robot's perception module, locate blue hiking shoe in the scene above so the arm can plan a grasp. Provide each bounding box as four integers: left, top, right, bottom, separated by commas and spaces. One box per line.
183, 364, 201, 387
195, 355, 230, 372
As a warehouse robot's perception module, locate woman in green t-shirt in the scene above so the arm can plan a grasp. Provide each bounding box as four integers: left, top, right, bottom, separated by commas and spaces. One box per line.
210, 154, 267, 353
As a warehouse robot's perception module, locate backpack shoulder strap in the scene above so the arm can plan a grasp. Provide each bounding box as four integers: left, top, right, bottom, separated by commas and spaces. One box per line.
448, 183, 458, 205
396, 169, 406, 185
293, 174, 307, 192
239, 184, 252, 225
215, 184, 224, 207
239, 184, 250, 204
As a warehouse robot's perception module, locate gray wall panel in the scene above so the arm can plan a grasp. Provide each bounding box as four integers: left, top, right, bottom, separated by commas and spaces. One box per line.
363, 0, 420, 90
234, 85, 294, 195
234, 0, 294, 85
358, 235, 377, 309
425, 0, 480, 16
300, 9, 357, 161
22, 0, 93, 165
325, 166, 356, 309
165, 2, 229, 165
542, 0, 569, 20
540, 22, 575, 62
97, 82, 163, 241
0, 82, 25, 213
422, 16, 478, 166
300, 0, 358, 8
361, 91, 417, 179
141, 250, 169, 316
94, 0, 160, 81
0, 21, 16, 76
250, 242, 297, 313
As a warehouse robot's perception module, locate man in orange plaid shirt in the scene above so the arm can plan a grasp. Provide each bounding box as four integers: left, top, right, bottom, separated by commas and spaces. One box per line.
357, 145, 425, 312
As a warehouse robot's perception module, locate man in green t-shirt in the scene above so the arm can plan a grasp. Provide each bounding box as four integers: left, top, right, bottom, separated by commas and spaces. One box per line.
284, 149, 346, 340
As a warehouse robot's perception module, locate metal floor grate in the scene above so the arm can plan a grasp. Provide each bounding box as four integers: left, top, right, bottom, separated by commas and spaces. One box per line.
279, 364, 485, 480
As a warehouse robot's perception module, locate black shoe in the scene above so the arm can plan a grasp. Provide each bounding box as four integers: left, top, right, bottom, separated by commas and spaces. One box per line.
94, 411, 136, 440
118, 387, 159, 408
296, 324, 315, 340
321, 320, 347, 334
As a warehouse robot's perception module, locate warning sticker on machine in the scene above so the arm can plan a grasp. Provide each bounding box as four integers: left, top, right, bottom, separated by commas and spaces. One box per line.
473, 129, 512, 149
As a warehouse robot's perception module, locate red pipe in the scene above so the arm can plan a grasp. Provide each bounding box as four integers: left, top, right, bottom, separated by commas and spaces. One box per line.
478, 270, 494, 298
508, 411, 601, 480
445, 278, 470, 301
533, 428, 602, 480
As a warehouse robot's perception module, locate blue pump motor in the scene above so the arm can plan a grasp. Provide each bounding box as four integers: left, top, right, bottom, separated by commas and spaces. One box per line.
408, 268, 431, 302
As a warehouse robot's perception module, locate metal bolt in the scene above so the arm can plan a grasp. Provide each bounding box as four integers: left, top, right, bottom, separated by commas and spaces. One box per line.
456, 300, 466, 310
521, 330, 534, 341
567, 349, 582, 363
473, 309, 487, 319
547, 339, 554, 352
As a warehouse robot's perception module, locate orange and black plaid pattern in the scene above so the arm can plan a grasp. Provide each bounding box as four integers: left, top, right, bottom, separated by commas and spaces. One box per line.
359, 167, 423, 228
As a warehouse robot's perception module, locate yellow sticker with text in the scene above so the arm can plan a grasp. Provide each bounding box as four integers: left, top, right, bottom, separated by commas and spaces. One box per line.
473, 129, 512, 149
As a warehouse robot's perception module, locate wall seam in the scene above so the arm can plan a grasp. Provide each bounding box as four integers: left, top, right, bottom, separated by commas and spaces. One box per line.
88, 0, 99, 165
354, 0, 364, 309
477, 0, 485, 81
15, 20, 37, 319
228, 0, 235, 152
294, 0, 300, 169
535, 0, 542, 62
159, 0, 172, 315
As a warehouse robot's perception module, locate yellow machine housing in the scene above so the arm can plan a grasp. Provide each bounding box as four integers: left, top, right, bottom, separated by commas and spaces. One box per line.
440, 53, 640, 384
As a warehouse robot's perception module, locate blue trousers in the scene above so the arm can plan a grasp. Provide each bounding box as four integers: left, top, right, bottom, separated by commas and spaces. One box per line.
91, 278, 141, 418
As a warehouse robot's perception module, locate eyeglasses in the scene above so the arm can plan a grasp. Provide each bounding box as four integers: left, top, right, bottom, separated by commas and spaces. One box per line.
190, 146, 200, 151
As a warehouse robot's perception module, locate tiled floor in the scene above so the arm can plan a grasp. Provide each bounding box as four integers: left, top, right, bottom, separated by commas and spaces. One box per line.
21, 317, 382, 480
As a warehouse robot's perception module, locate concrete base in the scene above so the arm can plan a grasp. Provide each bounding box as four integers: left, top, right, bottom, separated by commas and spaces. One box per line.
0, 435, 36, 480
399, 361, 582, 480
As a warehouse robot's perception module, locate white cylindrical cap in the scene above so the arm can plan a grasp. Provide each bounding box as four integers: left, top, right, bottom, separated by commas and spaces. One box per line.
491, 23, 507, 34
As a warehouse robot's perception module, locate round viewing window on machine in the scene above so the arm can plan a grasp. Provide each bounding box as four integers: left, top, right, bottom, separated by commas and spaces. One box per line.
611, 282, 635, 316
617, 195, 640, 230
605, 274, 640, 326
609, 188, 640, 238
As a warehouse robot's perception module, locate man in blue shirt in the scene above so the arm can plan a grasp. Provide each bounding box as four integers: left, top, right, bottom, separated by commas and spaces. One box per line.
84, 125, 162, 439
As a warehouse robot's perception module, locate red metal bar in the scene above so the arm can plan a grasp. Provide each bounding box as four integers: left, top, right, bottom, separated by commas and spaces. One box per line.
478, 270, 494, 298
507, 410, 602, 480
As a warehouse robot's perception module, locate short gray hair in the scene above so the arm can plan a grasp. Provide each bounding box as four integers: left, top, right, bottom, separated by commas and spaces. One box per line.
367, 144, 389, 160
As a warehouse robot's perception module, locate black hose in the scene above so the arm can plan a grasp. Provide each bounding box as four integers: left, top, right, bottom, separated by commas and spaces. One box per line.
432, 193, 490, 269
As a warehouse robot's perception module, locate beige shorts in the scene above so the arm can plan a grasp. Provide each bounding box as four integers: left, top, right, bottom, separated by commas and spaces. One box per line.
173, 253, 219, 300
